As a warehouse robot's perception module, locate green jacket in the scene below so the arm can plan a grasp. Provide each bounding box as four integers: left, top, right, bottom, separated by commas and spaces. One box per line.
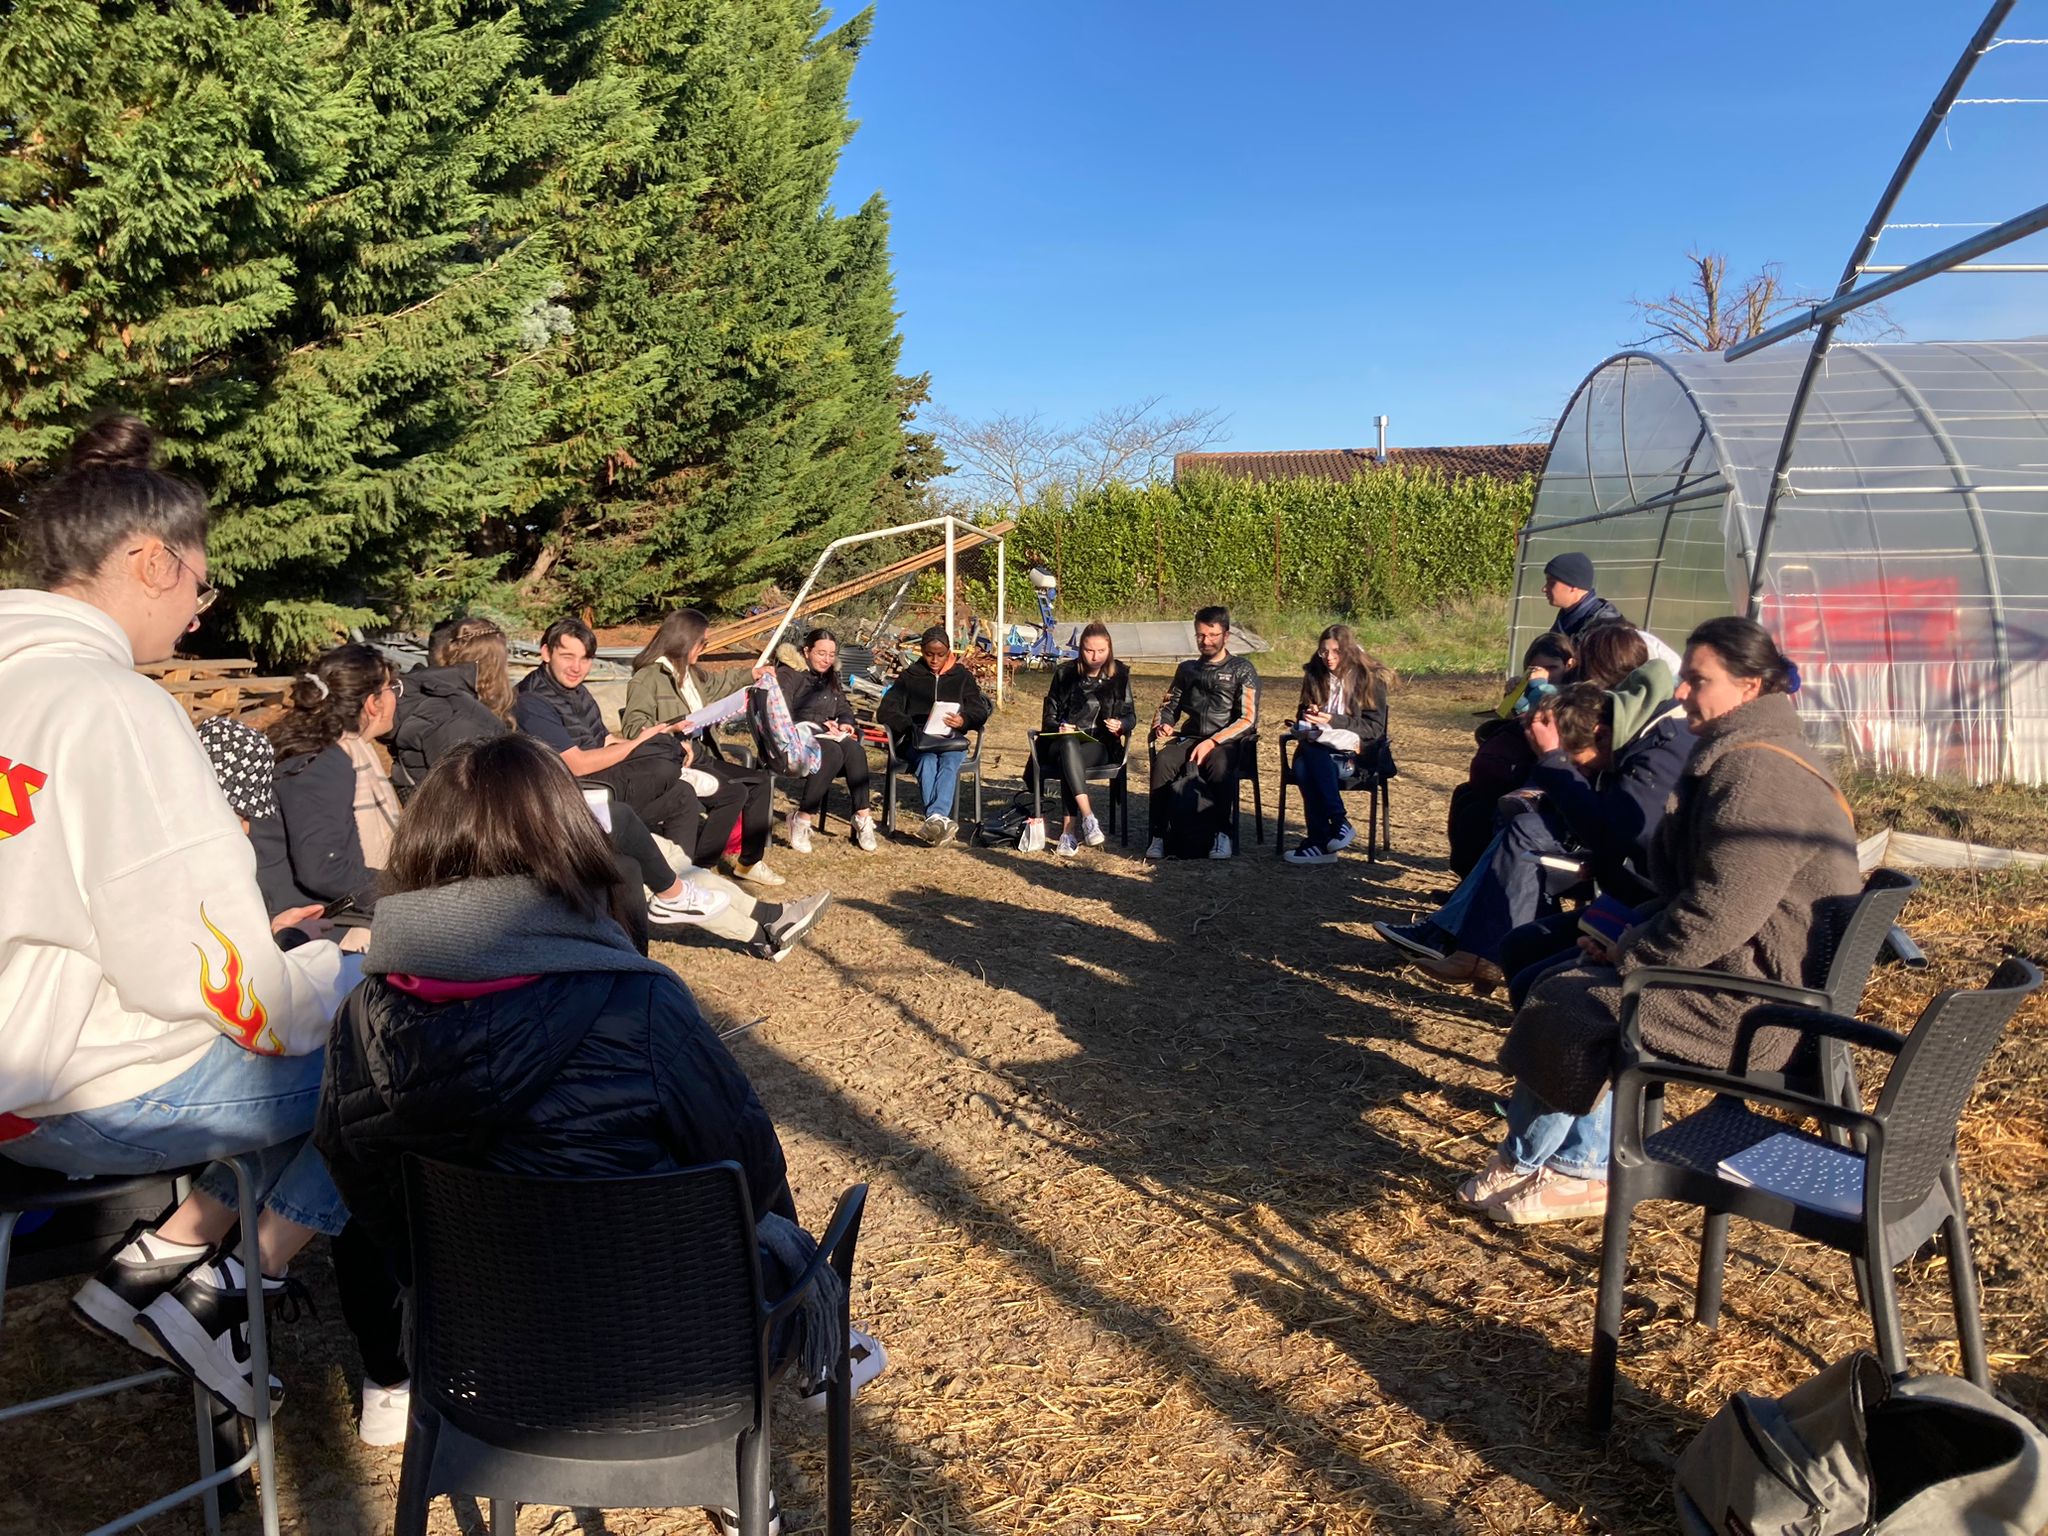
620, 658, 754, 738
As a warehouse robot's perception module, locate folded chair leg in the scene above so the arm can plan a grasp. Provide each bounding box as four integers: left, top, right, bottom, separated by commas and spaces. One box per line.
1940, 1163, 1991, 1387
394, 1407, 440, 1536
741, 1426, 775, 1536
1867, 1247, 1912, 1378
227, 1154, 281, 1536
491, 1498, 517, 1534
827, 1369, 854, 1536
1694, 1211, 1729, 1326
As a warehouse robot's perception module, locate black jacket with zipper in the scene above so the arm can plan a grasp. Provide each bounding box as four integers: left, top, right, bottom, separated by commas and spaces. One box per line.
1041, 660, 1135, 752
313, 968, 795, 1275
249, 744, 379, 917
877, 659, 992, 752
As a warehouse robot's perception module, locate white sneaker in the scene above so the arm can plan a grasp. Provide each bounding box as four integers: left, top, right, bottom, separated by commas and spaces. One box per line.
1018, 817, 1046, 853
1144, 836, 1165, 860
359, 1378, 410, 1447
918, 813, 948, 845
852, 812, 877, 852
648, 883, 732, 925
1284, 842, 1337, 865
1330, 822, 1357, 852
1209, 832, 1233, 860
1081, 814, 1106, 847
725, 858, 786, 888
1055, 831, 1080, 857
796, 1326, 889, 1413
787, 814, 814, 854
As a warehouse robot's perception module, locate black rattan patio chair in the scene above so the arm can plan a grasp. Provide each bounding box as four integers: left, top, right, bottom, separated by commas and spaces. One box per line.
395, 1158, 868, 1536
1587, 956, 2040, 1433
881, 729, 983, 836
1272, 733, 1395, 861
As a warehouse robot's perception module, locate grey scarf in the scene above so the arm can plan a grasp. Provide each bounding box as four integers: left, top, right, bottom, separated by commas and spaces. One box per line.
363, 875, 671, 981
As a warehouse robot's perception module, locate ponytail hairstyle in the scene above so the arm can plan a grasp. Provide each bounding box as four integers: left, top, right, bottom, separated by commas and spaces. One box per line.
435, 617, 516, 723
1299, 623, 1396, 713
800, 627, 844, 694
1685, 615, 1798, 695
1076, 620, 1116, 677
268, 643, 397, 762
631, 608, 711, 679
18, 417, 209, 592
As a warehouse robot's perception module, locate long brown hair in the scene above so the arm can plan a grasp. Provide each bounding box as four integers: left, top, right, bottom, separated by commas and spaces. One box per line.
268, 643, 396, 761
1076, 620, 1116, 677
433, 616, 516, 723
631, 608, 710, 677
382, 735, 624, 921
1298, 623, 1394, 714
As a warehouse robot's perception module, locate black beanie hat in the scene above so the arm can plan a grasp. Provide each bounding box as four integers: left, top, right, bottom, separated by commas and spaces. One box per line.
1543, 551, 1596, 590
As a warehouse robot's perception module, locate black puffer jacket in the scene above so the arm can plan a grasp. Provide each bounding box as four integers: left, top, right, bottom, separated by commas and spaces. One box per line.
313, 969, 795, 1270
777, 664, 859, 731
248, 744, 378, 916
387, 664, 507, 801
877, 658, 991, 751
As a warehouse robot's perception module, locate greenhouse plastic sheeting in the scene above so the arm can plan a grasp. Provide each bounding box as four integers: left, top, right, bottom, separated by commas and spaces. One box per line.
1511, 341, 2048, 784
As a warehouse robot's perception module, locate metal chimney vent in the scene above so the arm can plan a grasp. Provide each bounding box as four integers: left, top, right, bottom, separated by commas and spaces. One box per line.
1375, 415, 1389, 463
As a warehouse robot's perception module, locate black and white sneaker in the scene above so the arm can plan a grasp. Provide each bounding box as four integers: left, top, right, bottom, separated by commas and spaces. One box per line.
708, 1493, 782, 1536
73, 1225, 213, 1359
136, 1256, 288, 1418
796, 1326, 890, 1414
1371, 919, 1457, 961
1330, 822, 1357, 852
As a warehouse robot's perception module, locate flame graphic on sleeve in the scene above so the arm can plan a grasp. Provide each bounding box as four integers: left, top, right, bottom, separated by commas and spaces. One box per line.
196, 907, 280, 1053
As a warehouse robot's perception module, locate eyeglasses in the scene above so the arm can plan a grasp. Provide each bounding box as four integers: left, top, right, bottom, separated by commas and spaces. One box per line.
167, 548, 219, 614
385, 678, 405, 699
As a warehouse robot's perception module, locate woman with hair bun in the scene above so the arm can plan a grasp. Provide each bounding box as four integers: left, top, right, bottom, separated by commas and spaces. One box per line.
0, 417, 358, 1417
251, 642, 403, 923
1460, 614, 1860, 1227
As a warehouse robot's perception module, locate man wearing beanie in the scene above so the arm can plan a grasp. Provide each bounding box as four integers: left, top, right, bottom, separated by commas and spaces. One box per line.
1541, 551, 1623, 640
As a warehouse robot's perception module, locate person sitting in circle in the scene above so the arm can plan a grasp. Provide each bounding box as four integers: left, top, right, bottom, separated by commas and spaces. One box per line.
1283, 624, 1393, 866
876, 626, 991, 847
1021, 621, 1134, 856
776, 627, 881, 853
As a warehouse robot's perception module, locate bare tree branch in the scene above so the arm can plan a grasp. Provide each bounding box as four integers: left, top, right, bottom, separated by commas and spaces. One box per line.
1630, 247, 1898, 352
931, 398, 1230, 509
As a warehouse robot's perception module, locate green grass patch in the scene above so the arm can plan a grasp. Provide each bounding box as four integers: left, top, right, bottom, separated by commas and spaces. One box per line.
1094, 593, 1511, 679
1843, 772, 2048, 854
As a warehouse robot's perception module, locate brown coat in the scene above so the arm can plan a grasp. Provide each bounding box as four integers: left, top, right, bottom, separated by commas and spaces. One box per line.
1498, 692, 1861, 1116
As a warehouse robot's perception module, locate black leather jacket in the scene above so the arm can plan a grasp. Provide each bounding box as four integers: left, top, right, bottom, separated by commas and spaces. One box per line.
1156, 653, 1259, 741
1042, 660, 1135, 750
314, 969, 795, 1271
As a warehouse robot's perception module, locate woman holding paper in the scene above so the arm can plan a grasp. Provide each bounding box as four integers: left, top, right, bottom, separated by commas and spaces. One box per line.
1020, 622, 1135, 855
1283, 625, 1394, 865
876, 626, 993, 846
776, 628, 880, 853
623, 609, 783, 885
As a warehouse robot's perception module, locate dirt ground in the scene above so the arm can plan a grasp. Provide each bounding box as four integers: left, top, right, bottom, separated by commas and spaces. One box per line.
5, 674, 2045, 1535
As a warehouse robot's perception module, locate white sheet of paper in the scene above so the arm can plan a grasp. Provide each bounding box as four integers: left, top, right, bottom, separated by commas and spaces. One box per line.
923, 703, 954, 738
581, 786, 614, 833
680, 687, 751, 735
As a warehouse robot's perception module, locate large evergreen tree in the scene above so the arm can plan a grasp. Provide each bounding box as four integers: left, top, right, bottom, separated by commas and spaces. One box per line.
2, 0, 918, 653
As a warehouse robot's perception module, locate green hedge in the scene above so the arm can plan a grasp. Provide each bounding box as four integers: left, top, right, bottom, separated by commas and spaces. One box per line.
972, 469, 1533, 620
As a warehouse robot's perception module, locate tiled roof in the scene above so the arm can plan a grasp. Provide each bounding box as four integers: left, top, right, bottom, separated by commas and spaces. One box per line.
1174, 443, 1548, 485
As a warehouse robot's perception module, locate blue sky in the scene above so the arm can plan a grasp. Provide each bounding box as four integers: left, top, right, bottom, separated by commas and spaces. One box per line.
831, 0, 2048, 456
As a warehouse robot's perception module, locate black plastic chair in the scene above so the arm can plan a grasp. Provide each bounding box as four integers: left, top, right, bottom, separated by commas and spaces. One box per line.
1025, 730, 1131, 846
1587, 957, 2040, 1434
1, 1153, 282, 1536
1272, 733, 1396, 861
395, 1157, 868, 1536
881, 729, 983, 836
1142, 733, 1264, 853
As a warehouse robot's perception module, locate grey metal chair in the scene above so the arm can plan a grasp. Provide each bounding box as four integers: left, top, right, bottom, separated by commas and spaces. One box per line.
0, 1152, 282, 1536
1025, 730, 1131, 846
1588, 956, 2040, 1434
395, 1157, 868, 1536
1272, 733, 1395, 861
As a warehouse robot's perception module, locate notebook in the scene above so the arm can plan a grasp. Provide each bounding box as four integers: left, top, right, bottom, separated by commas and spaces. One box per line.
1716, 1131, 1865, 1218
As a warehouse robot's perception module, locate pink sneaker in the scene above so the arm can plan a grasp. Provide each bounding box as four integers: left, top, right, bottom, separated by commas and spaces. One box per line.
1489, 1168, 1609, 1226
1457, 1153, 1537, 1209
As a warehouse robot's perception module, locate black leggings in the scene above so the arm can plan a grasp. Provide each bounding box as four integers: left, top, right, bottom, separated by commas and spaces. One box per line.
700, 751, 773, 862
331, 1221, 407, 1389
1025, 733, 1111, 813
589, 748, 742, 866
799, 735, 872, 815
608, 803, 679, 893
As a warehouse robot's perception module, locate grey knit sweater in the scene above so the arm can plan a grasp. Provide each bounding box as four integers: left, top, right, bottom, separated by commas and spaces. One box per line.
363, 876, 669, 981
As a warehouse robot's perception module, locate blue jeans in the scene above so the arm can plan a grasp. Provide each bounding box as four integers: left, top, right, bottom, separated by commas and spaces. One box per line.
4, 1036, 347, 1235
1501, 1080, 1611, 1180
911, 746, 967, 820
1291, 740, 1352, 848
1449, 805, 1577, 963
1434, 831, 1501, 936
